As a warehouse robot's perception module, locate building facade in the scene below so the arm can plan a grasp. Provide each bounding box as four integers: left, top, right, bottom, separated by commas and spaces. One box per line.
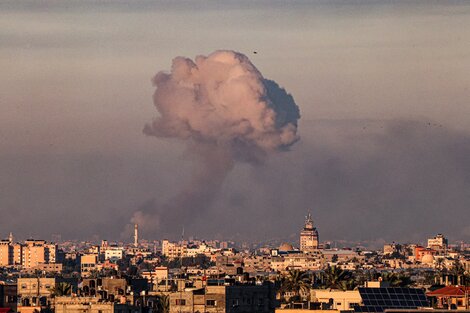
169, 282, 276, 313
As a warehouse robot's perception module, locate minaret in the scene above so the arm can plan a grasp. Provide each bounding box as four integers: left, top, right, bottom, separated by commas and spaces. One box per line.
8, 232, 13, 244
134, 224, 138, 247
300, 211, 319, 253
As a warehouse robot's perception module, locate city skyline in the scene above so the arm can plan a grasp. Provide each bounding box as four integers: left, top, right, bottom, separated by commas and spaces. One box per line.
1, 1, 470, 242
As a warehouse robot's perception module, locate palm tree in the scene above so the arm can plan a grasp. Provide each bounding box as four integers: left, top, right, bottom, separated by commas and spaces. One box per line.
50, 282, 72, 297
434, 258, 446, 284
279, 270, 311, 302
156, 294, 170, 313
380, 272, 412, 287
450, 260, 465, 276
435, 258, 445, 271
323, 265, 355, 290
449, 259, 466, 285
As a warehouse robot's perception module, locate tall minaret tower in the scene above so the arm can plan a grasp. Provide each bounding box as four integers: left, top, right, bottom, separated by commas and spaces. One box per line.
134, 224, 138, 247
299, 212, 319, 253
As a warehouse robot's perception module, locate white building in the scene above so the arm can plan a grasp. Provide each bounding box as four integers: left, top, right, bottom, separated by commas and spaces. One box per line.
427, 234, 448, 251
104, 247, 124, 260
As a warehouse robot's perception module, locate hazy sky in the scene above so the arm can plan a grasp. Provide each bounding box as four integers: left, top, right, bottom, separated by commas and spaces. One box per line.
1, 0, 469, 246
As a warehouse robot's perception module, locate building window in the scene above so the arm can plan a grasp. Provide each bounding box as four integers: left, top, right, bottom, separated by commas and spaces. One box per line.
206, 300, 216, 306
175, 299, 186, 306
21, 284, 27, 289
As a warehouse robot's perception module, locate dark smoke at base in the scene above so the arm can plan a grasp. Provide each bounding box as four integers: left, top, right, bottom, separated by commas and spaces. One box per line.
129, 50, 300, 235
130, 144, 234, 233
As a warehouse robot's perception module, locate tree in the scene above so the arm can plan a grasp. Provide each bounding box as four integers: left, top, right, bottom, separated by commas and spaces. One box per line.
156, 294, 170, 313
450, 260, 465, 277
323, 265, 355, 290
279, 270, 311, 302
380, 272, 412, 287
435, 258, 445, 271
449, 259, 466, 285
50, 282, 72, 297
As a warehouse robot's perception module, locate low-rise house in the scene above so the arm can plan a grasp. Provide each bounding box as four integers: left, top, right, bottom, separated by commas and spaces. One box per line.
427, 286, 470, 310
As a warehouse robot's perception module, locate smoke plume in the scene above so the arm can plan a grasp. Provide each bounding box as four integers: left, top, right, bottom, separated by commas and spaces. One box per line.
131, 50, 300, 235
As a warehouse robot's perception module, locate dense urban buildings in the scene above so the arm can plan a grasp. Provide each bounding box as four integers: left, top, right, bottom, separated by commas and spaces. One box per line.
0, 215, 469, 313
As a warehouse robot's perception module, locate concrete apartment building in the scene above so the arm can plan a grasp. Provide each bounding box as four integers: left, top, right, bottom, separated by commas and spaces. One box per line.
81, 254, 99, 276
427, 234, 448, 252
0, 238, 57, 268
169, 282, 276, 313
0, 241, 13, 266
162, 240, 187, 260
22, 241, 45, 269
104, 247, 124, 261
0, 282, 17, 312
17, 277, 55, 309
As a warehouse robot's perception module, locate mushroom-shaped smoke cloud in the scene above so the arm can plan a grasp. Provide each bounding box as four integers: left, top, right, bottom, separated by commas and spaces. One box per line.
133, 50, 300, 235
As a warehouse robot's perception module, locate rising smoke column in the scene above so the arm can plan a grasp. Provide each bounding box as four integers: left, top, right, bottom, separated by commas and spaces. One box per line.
132, 50, 300, 234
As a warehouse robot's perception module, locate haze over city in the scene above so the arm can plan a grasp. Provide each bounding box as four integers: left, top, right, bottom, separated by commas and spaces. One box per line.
1, 0, 470, 245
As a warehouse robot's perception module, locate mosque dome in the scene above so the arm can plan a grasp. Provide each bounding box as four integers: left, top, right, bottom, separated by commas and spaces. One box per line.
279, 243, 294, 252
422, 254, 434, 264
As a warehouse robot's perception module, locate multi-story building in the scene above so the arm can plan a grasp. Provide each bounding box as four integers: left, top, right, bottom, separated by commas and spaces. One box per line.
141, 267, 169, 285
427, 234, 448, 252
17, 277, 55, 308
80, 254, 98, 276
243, 255, 272, 273
0, 282, 17, 312
169, 281, 276, 313
0, 234, 19, 266
45, 243, 58, 263
12, 243, 23, 265
162, 240, 187, 260
415, 246, 437, 263
299, 213, 319, 253
22, 240, 46, 268
104, 247, 124, 261
1, 239, 59, 269
0, 240, 13, 266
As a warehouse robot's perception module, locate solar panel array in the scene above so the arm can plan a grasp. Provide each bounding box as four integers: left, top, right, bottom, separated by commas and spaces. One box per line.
353, 288, 430, 313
